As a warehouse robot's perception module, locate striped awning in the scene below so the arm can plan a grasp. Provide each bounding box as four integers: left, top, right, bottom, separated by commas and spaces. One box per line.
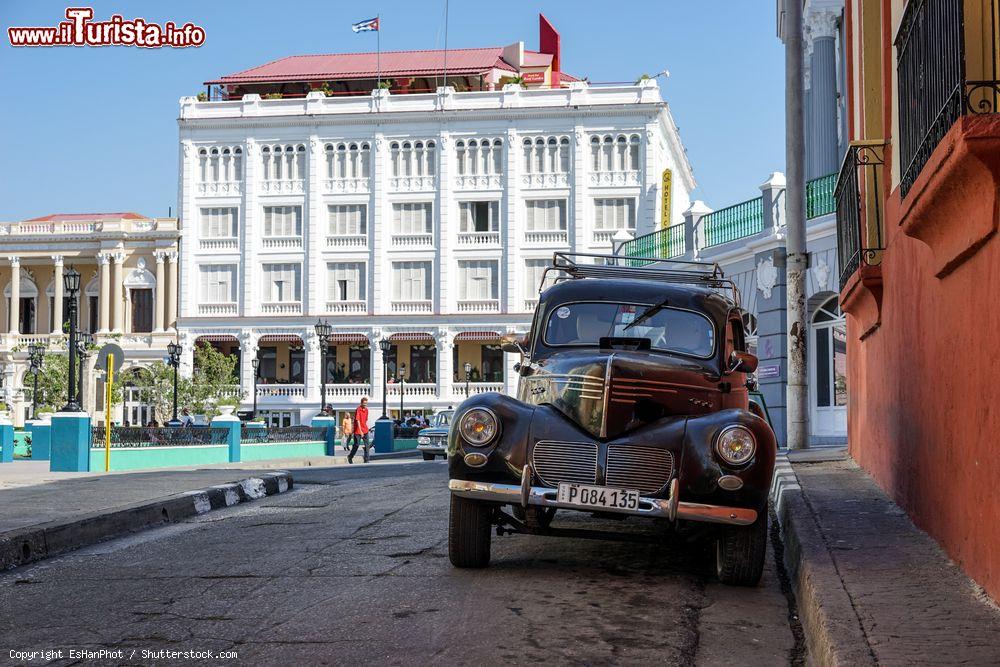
258, 334, 304, 343
454, 331, 502, 342
388, 332, 434, 343
327, 333, 368, 344
194, 334, 239, 343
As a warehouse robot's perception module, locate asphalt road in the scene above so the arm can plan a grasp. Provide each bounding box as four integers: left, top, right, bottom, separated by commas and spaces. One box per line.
0, 462, 802, 666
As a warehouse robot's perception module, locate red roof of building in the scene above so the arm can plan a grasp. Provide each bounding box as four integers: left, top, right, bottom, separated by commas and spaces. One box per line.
24, 212, 147, 222
206, 47, 519, 85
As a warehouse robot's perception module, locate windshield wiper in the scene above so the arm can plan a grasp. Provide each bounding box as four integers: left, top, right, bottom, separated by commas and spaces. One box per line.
622, 297, 670, 331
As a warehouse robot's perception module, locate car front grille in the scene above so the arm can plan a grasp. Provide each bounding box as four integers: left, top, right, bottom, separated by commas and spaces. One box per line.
531, 440, 598, 487
606, 445, 674, 495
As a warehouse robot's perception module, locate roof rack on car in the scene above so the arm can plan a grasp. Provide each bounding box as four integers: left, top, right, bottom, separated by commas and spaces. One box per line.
541, 252, 741, 305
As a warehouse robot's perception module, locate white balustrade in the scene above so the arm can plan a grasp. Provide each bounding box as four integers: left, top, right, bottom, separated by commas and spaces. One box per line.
389, 175, 436, 192
257, 384, 306, 397
198, 303, 238, 316
260, 302, 302, 315
323, 177, 370, 194
455, 174, 503, 190
197, 181, 243, 197
588, 171, 641, 187
456, 300, 500, 313
522, 172, 570, 189
199, 238, 239, 251
391, 300, 433, 313
259, 179, 305, 195
386, 383, 437, 397
325, 300, 366, 314
593, 229, 630, 245
451, 382, 505, 397
218, 384, 243, 398
325, 383, 372, 399
326, 234, 368, 249
523, 298, 539, 312
456, 231, 500, 246
391, 233, 433, 248
261, 237, 304, 250
524, 230, 568, 245
0, 221, 101, 235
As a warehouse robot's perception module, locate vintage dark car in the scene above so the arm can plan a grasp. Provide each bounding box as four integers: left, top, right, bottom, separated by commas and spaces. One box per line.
416, 410, 454, 460
447, 253, 776, 586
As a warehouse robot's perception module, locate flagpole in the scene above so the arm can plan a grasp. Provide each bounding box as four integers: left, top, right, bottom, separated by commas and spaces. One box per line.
376, 15, 381, 91
443, 0, 449, 89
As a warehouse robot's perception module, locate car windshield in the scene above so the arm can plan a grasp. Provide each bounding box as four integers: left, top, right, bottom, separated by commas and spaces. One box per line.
435, 411, 454, 427
543, 302, 716, 358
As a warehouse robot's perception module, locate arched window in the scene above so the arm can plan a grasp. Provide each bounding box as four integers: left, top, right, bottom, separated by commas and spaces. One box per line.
456, 140, 467, 175
260, 143, 305, 181
812, 296, 847, 409
590, 134, 641, 173
629, 134, 640, 170
197, 145, 243, 183
559, 137, 570, 172
590, 136, 601, 171
742, 312, 759, 355
390, 140, 436, 178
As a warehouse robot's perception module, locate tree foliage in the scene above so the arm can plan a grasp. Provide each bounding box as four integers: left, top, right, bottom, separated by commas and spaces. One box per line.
127, 343, 242, 422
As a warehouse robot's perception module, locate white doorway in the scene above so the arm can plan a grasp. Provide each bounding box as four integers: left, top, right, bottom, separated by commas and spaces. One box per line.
810, 296, 847, 438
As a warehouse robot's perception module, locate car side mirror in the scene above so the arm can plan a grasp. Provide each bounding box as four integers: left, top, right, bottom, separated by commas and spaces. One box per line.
500, 333, 527, 355
727, 351, 758, 374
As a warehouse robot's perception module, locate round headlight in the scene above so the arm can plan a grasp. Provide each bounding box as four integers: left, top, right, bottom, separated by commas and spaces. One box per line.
417, 436, 431, 445
459, 408, 500, 446
715, 425, 756, 466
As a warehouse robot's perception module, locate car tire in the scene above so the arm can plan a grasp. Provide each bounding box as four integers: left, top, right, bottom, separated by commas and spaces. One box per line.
422, 452, 435, 461
448, 494, 492, 568
715, 505, 768, 586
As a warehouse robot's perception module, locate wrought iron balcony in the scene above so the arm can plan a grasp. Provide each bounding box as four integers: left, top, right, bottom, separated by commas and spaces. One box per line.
896, 0, 1000, 196
836, 143, 886, 289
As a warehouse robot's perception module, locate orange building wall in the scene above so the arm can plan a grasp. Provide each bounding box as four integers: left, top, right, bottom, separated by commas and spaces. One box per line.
845, 120, 1000, 600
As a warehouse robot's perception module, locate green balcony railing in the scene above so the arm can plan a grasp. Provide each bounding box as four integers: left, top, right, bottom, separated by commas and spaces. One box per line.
806, 172, 837, 218
621, 222, 685, 266
702, 196, 763, 247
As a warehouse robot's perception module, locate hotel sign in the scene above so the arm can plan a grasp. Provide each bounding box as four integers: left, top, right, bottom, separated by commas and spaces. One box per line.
521, 71, 546, 84
661, 168, 673, 228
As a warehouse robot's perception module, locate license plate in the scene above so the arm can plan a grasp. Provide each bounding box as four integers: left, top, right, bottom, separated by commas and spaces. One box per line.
557, 483, 640, 511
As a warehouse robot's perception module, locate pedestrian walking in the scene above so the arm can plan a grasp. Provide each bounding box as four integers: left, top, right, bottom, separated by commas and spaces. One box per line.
348, 397, 371, 464
340, 411, 353, 452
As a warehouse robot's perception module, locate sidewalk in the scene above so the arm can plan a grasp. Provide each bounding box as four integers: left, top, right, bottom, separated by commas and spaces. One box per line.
773, 457, 1000, 665
0, 450, 418, 571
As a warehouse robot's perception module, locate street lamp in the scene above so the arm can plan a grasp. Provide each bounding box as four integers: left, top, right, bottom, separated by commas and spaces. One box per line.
314, 319, 333, 414
378, 337, 391, 418
75, 331, 93, 407
166, 341, 182, 426
251, 357, 260, 420
60, 266, 82, 412
398, 362, 406, 420
464, 361, 472, 397
27, 342, 44, 419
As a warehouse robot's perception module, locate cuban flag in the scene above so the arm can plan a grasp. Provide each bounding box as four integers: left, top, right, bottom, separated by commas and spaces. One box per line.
352, 17, 379, 32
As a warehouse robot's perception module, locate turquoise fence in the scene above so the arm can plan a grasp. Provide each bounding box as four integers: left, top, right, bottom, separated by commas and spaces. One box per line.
620, 223, 685, 266
702, 196, 764, 248
806, 172, 837, 219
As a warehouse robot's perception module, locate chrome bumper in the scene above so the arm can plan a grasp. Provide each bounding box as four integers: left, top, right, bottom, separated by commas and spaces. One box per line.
417, 443, 446, 452
448, 473, 757, 526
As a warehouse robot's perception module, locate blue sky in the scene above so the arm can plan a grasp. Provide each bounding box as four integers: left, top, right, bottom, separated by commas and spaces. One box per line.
0, 1, 784, 220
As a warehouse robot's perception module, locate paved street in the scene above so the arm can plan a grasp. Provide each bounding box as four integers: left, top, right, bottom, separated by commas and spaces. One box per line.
0, 462, 800, 665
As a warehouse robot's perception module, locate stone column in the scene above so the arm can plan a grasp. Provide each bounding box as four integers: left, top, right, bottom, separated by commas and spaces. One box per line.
368, 330, 385, 414
239, 330, 259, 402
682, 201, 713, 258
503, 128, 519, 313
166, 251, 178, 330
112, 252, 125, 333
51, 256, 64, 334
436, 132, 451, 314
807, 10, 840, 179
371, 134, 387, 314
572, 126, 587, 252
754, 248, 789, 446
98, 254, 111, 333
8, 257, 19, 334
305, 329, 321, 406
153, 251, 166, 332
436, 330, 454, 402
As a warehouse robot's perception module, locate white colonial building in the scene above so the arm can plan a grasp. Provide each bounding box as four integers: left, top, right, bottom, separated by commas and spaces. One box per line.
176, 30, 695, 426
0, 213, 181, 426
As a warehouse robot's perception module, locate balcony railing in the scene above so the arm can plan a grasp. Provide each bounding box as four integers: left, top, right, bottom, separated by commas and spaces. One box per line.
391, 300, 432, 313
325, 300, 366, 314
593, 229, 628, 245
522, 172, 570, 189
199, 238, 239, 251
323, 177, 369, 194
524, 229, 568, 245
389, 175, 436, 192
198, 303, 238, 316
455, 174, 503, 190
456, 231, 500, 246
836, 143, 886, 288
806, 172, 837, 218
701, 196, 763, 248
257, 384, 306, 398
451, 382, 504, 396
620, 222, 685, 265
896, 0, 1000, 196
326, 234, 367, 248
261, 237, 303, 250
259, 179, 305, 195
197, 181, 242, 197
386, 383, 437, 397
589, 170, 641, 187
391, 233, 433, 248
260, 302, 302, 315
456, 299, 500, 313
324, 383, 372, 398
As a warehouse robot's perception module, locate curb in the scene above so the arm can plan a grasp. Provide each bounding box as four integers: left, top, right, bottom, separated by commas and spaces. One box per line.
770, 457, 875, 666
0, 472, 293, 572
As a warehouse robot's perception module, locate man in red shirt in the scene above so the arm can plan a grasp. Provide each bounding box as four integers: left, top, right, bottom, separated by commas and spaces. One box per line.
348, 397, 370, 464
